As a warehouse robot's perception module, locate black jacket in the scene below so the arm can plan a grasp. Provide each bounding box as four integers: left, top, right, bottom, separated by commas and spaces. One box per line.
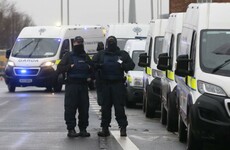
92, 49, 135, 79
57, 52, 93, 84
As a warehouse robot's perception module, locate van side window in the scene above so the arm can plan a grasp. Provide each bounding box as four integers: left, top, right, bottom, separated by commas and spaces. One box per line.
176, 33, 181, 57
148, 37, 153, 66
190, 31, 196, 76
169, 34, 175, 70
60, 39, 70, 58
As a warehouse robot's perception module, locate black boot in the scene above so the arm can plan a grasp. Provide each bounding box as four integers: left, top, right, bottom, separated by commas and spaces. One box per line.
120, 127, 127, 137
67, 129, 78, 138
98, 127, 110, 137
77, 129, 90, 137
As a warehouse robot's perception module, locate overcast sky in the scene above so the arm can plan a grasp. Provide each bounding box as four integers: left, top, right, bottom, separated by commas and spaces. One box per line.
10, 0, 169, 26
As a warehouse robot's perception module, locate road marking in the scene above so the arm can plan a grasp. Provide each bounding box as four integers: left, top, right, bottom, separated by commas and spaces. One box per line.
111, 131, 139, 150
89, 92, 139, 150
0, 100, 9, 106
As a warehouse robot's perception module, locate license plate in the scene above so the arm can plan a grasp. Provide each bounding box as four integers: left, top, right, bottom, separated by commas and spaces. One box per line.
19, 79, 32, 83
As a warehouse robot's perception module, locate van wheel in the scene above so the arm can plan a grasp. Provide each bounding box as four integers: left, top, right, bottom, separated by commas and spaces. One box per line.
166, 89, 178, 132
161, 103, 167, 125
53, 83, 62, 92
142, 89, 146, 112
8, 84, 16, 92
178, 115, 187, 142
187, 121, 203, 150
45, 86, 53, 92
145, 86, 155, 118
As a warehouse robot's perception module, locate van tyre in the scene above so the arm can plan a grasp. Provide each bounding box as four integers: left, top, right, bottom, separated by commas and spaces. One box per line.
53, 83, 62, 92
178, 115, 187, 142
145, 86, 155, 118
161, 103, 167, 125
142, 89, 146, 112
187, 121, 203, 150
8, 84, 16, 92
166, 89, 178, 132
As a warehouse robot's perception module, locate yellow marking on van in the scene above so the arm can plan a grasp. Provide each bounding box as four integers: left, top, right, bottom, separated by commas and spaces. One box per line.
187, 76, 197, 90
167, 70, 174, 81
146, 67, 152, 75
55, 59, 61, 65
127, 75, 132, 82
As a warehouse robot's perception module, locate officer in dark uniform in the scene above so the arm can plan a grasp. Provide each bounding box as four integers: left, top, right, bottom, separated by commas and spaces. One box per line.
57, 36, 92, 138
95, 42, 104, 107
93, 36, 135, 137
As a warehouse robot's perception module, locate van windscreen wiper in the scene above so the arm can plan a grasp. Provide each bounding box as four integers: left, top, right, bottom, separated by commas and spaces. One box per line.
13, 40, 34, 57
212, 59, 230, 73
28, 39, 41, 58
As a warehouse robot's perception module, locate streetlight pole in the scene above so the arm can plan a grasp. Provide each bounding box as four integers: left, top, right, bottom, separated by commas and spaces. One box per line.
122, 0, 124, 23
150, 0, 153, 20
61, 0, 63, 25
118, 0, 120, 23
67, 0, 69, 25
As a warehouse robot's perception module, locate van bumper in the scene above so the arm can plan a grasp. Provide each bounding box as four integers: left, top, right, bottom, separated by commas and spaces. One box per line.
191, 93, 230, 142
4, 66, 57, 87
126, 86, 143, 103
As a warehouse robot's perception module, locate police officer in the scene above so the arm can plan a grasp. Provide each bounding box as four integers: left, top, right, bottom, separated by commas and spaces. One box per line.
95, 42, 104, 107
57, 36, 91, 138
93, 36, 135, 137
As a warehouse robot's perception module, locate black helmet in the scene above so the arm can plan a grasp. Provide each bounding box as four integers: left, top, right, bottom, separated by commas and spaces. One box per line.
74, 36, 84, 44
106, 36, 117, 46
97, 42, 104, 51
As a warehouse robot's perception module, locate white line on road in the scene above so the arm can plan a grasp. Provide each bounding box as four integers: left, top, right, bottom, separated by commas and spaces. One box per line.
0, 100, 9, 106
111, 131, 139, 150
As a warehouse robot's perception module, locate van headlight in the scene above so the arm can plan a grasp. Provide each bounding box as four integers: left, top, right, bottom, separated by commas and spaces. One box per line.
41, 61, 55, 67
7, 61, 15, 67
197, 80, 226, 96
128, 76, 142, 87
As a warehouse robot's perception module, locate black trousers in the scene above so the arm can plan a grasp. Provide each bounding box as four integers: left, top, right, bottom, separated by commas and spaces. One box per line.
64, 83, 89, 130
100, 81, 128, 128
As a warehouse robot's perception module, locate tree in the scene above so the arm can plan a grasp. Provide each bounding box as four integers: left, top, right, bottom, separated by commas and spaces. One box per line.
0, 0, 34, 49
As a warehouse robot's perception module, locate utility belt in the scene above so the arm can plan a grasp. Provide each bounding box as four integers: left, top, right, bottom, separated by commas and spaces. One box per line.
67, 77, 88, 84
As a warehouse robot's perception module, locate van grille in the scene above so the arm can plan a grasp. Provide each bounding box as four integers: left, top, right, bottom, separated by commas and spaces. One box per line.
14, 67, 40, 76
224, 99, 230, 117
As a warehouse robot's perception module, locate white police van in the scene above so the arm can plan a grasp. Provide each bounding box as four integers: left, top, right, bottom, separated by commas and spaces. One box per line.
156, 12, 185, 131
4, 25, 105, 92
138, 19, 168, 118
175, 3, 230, 149
105, 23, 149, 49
124, 39, 146, 107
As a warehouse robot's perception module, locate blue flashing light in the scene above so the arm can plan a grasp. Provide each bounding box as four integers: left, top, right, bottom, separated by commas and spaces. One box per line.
20, 69, 27, 74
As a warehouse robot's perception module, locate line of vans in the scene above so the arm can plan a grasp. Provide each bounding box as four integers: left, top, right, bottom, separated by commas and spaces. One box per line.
4, 25, 105, 92
138, 2, 230, 149
157, 12, 185, 132
138, 19, 168, 118
174, 3, 230, 149
124, 39, 146, 107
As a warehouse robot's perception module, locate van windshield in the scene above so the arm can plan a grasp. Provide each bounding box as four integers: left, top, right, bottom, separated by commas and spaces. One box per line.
154, 36, 164, 64
11, 38, 61, 58
200, 30, 230, 76
117, 38, 132, 50
132, 50, 145, 71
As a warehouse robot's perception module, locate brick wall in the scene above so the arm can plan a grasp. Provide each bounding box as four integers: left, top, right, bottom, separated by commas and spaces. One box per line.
170, 0, 230, 13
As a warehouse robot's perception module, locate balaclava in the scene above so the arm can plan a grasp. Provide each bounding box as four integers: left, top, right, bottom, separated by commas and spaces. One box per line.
106, 36, 117, 52
73, 36, 85, 55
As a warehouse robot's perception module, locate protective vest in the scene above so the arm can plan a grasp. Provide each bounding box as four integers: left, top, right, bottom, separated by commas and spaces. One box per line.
68, 54, 90, 79
101, 52, 124, 80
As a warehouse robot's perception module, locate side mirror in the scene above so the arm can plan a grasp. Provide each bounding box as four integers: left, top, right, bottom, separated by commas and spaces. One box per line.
175, 54, 191, 77
157, 53, 170, 71
138, 53, 149, 67
60, 49, 69, 59
5, 49, 11, 59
